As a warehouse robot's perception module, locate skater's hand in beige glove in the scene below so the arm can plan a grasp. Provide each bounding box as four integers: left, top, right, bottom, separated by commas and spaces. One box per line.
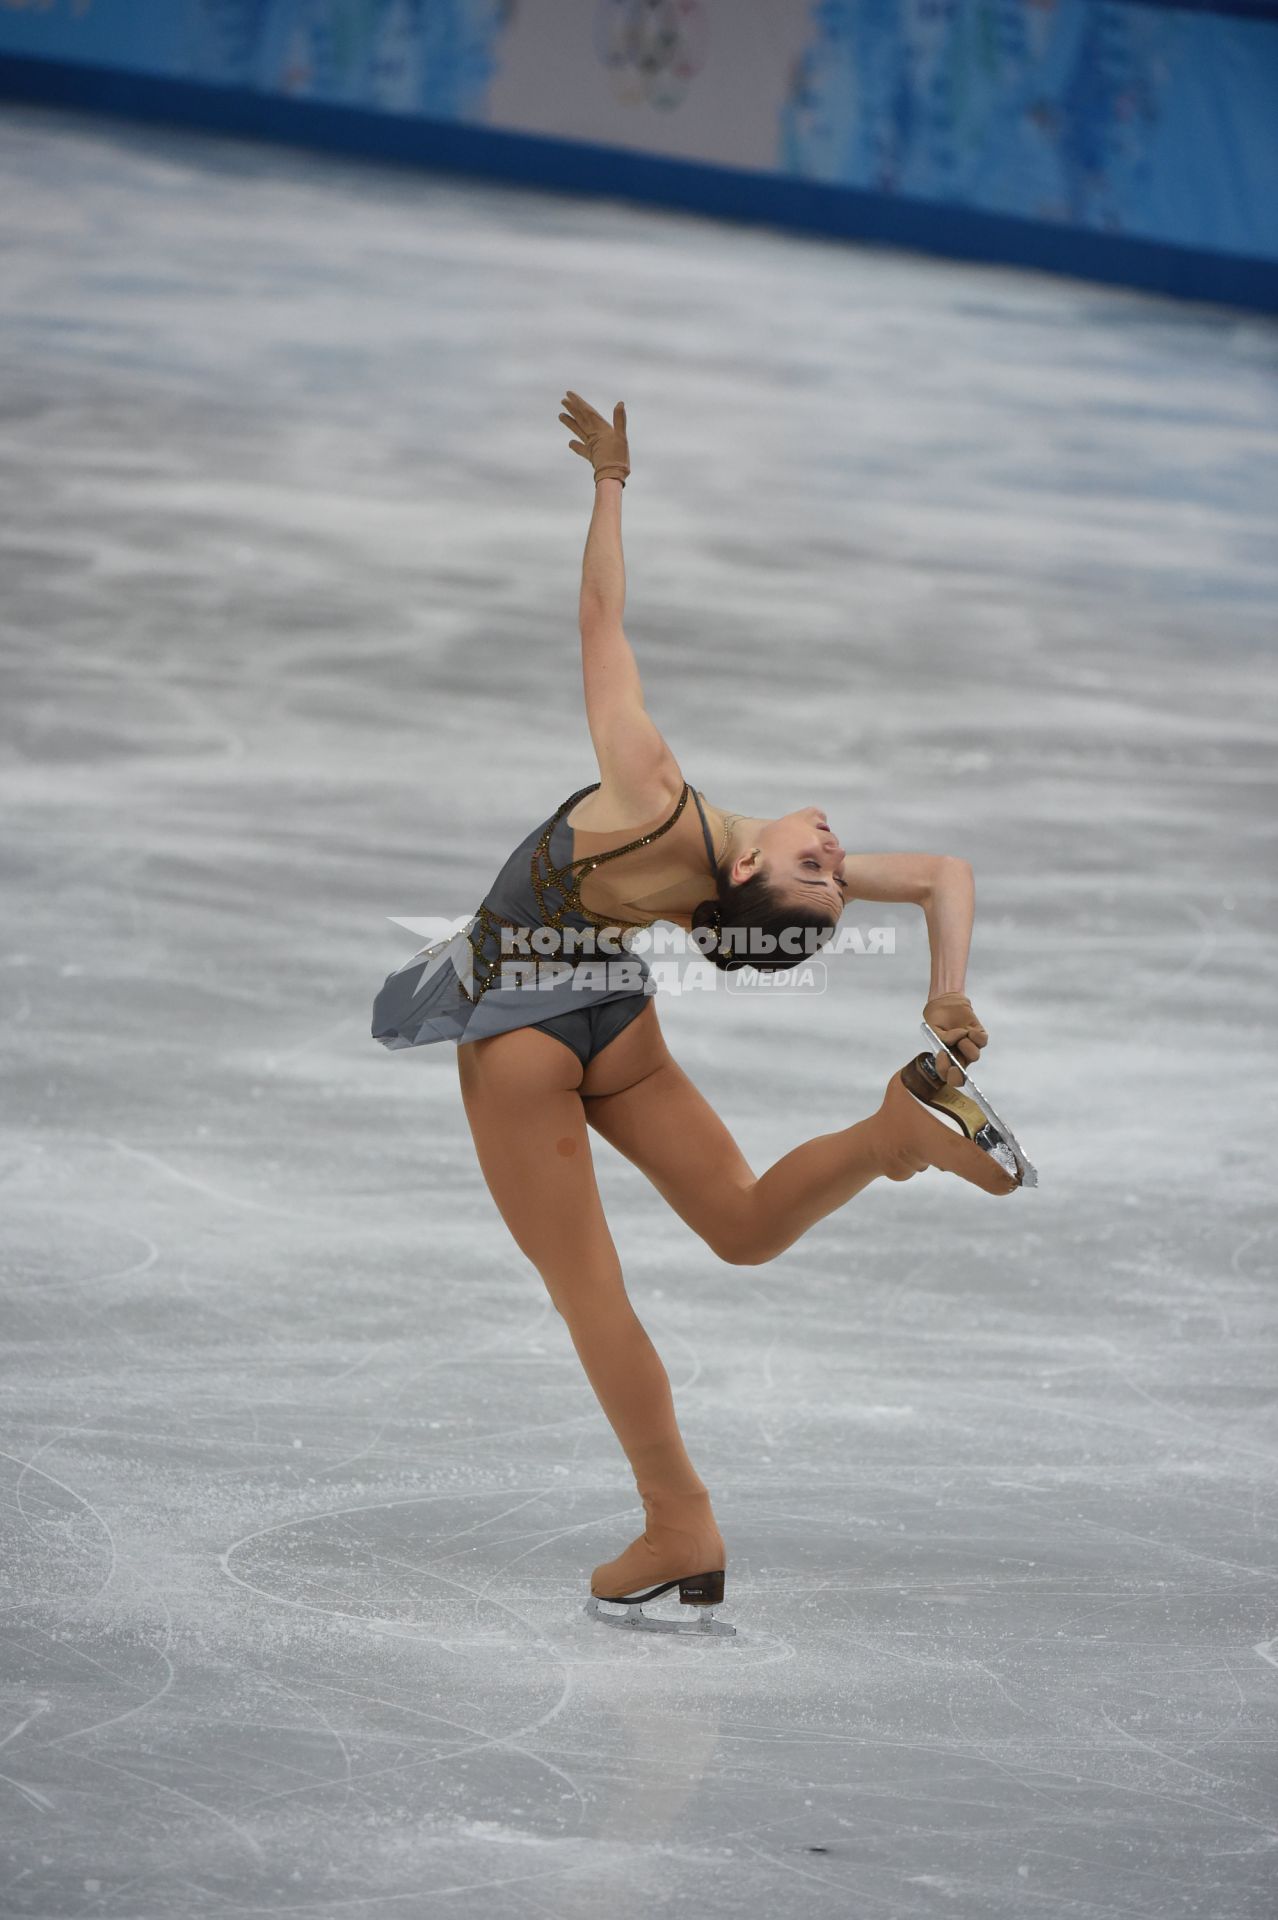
559, 390, 629, 485
923, 991, 989, 1087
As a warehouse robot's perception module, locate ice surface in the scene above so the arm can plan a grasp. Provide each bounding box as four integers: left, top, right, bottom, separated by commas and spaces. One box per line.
1, 102, 1277, 1920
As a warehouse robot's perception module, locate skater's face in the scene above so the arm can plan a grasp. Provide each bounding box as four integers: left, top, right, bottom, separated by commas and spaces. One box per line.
736, 807, 847, 917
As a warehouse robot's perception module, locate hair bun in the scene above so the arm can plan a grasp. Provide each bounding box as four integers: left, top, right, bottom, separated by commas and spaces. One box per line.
690, 896, 723, 952
691, 896, 746, 971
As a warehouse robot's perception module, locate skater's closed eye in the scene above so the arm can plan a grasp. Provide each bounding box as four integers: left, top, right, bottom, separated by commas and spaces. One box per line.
797, 862, 847, 908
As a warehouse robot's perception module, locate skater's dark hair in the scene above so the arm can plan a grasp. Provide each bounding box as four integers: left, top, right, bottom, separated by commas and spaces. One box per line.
690, 860, 840, 974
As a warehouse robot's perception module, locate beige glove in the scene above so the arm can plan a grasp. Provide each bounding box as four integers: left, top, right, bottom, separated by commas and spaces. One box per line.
923, 991, 989, 1087
559, 390, 629, 485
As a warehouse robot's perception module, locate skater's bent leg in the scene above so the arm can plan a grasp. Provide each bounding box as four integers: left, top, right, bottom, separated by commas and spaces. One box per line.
741, 1116, 915, 1258
455, 1027, 707, 1500
579, 1010, 914, 1266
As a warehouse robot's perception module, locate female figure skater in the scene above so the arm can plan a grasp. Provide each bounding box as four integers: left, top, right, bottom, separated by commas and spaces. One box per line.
372, 391, 1021, 1632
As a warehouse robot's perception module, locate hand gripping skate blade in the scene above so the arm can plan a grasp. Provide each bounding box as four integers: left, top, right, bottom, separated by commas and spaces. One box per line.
918, 1020, 1038, 1188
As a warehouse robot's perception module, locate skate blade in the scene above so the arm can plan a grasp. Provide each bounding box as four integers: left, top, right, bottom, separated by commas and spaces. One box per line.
583, 1594, 737, 1637
918, 1020, 1038, 1188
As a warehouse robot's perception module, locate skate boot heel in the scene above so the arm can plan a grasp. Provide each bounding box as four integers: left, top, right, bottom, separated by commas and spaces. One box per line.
584, 1567, 736, 1635
678, 1570, 725, 1606
893, 1056, 1022, 1195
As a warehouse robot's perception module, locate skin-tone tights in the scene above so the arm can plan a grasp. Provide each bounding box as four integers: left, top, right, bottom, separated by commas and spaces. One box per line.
454, 1017, 915, 1581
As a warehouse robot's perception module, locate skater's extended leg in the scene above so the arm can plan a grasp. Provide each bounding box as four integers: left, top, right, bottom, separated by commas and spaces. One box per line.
456, 1024, 724, 1595
579, 1006, 956, 1268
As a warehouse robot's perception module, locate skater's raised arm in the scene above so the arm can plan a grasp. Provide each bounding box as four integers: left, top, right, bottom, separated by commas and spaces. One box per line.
840, 849, 976, 997
560, 391, 681, 814
576, 481, 681, 810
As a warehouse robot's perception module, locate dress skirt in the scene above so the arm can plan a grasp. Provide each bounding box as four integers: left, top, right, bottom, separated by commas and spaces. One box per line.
370, 916, 654, 1051
371, 791, 655, 1053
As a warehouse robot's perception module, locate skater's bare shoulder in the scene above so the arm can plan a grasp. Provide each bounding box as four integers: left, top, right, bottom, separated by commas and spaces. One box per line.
566, 757, 685, 833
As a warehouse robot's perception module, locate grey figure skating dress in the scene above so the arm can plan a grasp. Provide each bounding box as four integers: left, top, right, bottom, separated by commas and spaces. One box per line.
371, 777, 720, 1065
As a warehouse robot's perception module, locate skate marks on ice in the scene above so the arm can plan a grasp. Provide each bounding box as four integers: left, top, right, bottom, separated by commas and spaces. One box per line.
0, 1442, 272, 1867
219, 1488, 597, 1823
218, 1481, 795, 1664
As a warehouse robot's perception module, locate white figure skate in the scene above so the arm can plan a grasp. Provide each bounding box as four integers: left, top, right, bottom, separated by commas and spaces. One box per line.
914, 1019, 1038, 1188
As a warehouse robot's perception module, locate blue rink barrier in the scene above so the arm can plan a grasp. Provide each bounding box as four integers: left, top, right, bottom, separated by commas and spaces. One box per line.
1, 10, 1275, 317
